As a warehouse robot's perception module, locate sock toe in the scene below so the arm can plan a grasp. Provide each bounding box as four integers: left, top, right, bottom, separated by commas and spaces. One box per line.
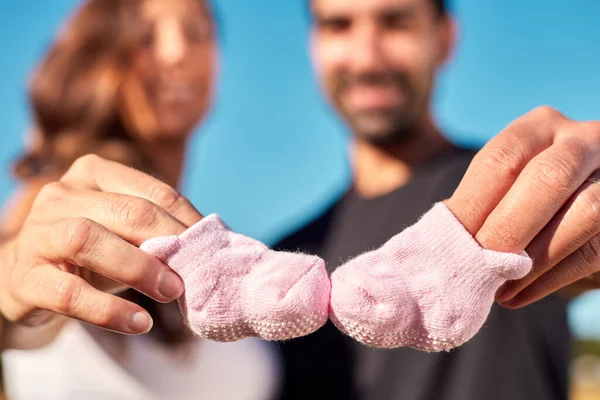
244, 253, 330, 340
329, 202, 534, 351
141, 215, 330, 342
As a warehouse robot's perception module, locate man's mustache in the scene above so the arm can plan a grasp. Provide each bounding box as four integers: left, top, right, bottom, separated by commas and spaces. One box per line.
333, 72, 409, 92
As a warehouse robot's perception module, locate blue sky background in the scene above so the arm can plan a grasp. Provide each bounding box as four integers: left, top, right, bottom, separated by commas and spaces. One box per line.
1, 0, 600, 338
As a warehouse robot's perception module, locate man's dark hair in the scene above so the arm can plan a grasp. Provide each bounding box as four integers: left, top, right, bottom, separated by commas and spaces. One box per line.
308, 0, 449, 18
433, 0, 448, 16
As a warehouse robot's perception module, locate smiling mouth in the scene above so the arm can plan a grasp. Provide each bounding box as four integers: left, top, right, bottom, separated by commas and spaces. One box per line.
342, 84, 404, 110
156, 85, 199, 103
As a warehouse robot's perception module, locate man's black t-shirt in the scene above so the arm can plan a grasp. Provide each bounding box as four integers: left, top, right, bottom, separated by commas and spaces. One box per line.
274, 148, 571, 400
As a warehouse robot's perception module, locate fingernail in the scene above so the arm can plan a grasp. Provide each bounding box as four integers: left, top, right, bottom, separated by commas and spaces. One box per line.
498, 298, 518, 309
495, 283, 509, 301
129, 312, 153, 334
158, 270, 184, 299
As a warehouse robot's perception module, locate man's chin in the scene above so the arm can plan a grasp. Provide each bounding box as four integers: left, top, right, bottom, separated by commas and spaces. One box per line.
358, 130, 412, 146
346, 115, 411, 145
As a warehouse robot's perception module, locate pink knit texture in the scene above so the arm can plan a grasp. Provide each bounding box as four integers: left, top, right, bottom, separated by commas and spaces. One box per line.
140, 215, 331, 342
329, 202, 532, 351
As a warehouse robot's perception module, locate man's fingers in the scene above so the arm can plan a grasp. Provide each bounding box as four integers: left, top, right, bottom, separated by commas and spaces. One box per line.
60, 154, 203, 227
498, 172, 600, 302
31, 182, 187, 245
446, 106, 566, 236
34, 218, 184, 302
22, 265, 153, 335
500, 234, 600, 309
475, 134, 600, 253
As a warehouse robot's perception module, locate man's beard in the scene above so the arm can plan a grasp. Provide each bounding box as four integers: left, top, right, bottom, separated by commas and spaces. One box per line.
343, 107, 417, 145
329, 70, 426, 145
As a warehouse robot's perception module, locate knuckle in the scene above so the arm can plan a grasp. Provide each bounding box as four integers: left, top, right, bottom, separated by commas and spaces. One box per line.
60, 218, 98, 259
529, 155, 576, 195
477, 221, 522, 252
530, 105, 564, 121
114, 261, 145, 288
90, 296, 113, 326
4, 276, 27, 311
560, 139, 590, 163
577, 189, 600, 225
54, 277, 84, 315
479, 145, 525, 182
147, 183, 182, 211
73, 153, 104, 171
576, 235, 600, 273
118, 197, 158, 230
71, 154, 103, 174
36, 182, 68, 205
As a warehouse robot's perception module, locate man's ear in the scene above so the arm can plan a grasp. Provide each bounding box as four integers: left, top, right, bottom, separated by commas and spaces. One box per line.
437, 15, 459, 67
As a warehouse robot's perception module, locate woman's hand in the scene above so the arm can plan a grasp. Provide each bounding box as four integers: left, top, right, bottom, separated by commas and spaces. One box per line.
0, 155, 203, 339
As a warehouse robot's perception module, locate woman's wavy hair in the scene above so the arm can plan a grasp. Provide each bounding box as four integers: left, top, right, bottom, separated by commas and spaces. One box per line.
14, 0, 215, 345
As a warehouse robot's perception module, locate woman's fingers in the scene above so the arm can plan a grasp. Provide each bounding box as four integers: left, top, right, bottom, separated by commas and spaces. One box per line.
32, 218, 184, 303
30, 182, 187, 246
0, 182, 187, 331
22, 265, 153, 335
60, 155, 203, 227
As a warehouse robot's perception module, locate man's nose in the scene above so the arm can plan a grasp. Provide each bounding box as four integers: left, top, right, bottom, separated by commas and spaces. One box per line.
348, 23, 386, 74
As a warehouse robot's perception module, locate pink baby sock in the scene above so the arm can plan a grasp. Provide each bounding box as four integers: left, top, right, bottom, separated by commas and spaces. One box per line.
329, 202, 532, 352
140, 215, 331, 342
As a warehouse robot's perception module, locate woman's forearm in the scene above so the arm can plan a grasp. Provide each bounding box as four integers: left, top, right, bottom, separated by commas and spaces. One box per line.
0, 311, 5, 352
0, 236, 10, 352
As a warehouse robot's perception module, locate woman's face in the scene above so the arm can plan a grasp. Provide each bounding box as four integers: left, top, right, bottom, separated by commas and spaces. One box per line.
120, 0, 217, 142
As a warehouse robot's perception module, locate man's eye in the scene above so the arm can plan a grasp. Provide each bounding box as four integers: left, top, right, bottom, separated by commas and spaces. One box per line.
379, 12, 414, 30
318, 17, 352, 33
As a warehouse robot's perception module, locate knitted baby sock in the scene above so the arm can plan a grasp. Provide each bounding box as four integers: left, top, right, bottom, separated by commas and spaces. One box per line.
140, 215, 331, 342
329, 202, 532, 351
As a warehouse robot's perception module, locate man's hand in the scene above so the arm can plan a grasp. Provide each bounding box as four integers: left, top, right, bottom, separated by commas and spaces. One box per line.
444, 106, 600, 308
0, 155, 203, 337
